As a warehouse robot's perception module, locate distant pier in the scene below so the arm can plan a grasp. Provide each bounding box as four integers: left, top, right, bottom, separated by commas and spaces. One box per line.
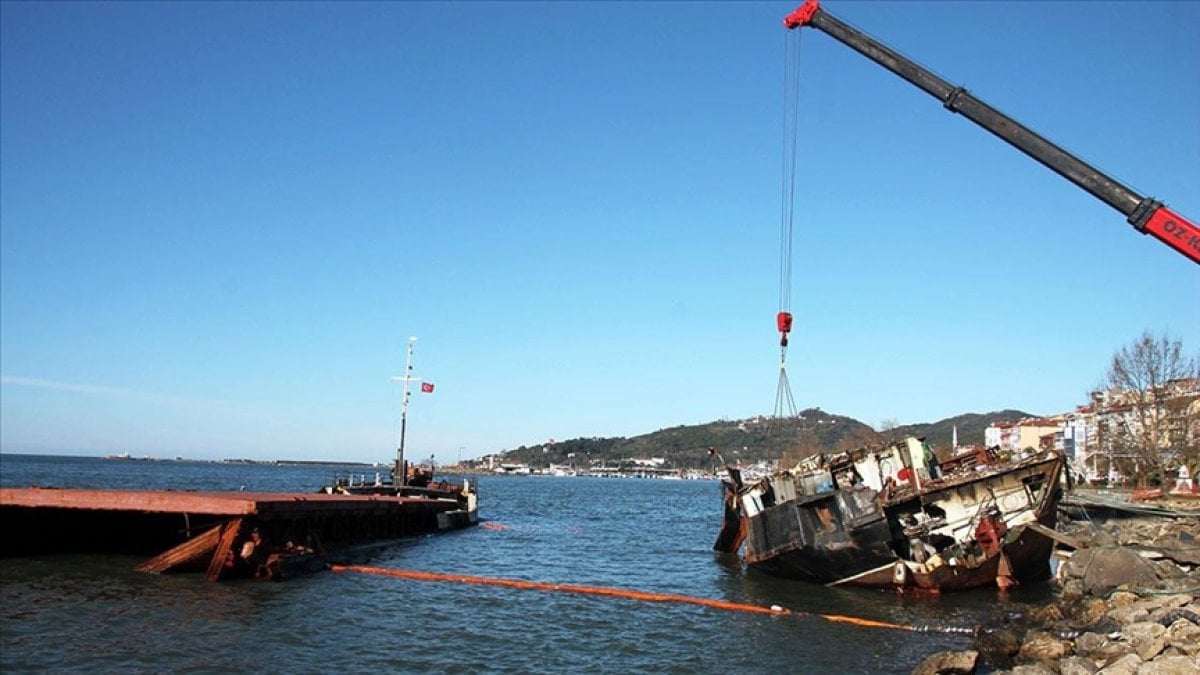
0, 486, 475, 581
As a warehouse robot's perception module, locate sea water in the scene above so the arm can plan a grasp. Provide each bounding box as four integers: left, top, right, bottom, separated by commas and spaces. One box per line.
0, 454, 1051, 673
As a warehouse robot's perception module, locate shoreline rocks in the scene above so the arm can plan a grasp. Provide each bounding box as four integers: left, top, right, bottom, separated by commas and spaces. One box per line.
914, 512, 1200, 675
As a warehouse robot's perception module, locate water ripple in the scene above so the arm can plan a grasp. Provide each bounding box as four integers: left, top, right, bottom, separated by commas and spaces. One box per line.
1, 459, 1050, 673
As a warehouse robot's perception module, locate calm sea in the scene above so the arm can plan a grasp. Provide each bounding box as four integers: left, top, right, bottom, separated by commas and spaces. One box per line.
0, 454, 1051, 673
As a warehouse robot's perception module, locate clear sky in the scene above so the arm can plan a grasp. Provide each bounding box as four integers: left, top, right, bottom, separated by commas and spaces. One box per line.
2, 1, 1198, 464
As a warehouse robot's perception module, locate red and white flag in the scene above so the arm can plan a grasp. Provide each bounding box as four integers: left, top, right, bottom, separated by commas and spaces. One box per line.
420, 382, 435, 393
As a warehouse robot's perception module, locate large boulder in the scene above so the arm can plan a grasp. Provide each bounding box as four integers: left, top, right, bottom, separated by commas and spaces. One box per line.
910, 649, 978, 675
1165, 618, 1200, 656
1110, 591, 1141, 608
1134, 655, 1200, 675
1120, 620, 1167, 661
1065, 547, 1159, 595
1109, 605, 1152, 626
1059, 655, 1099, 675
1151, 559, 1186, 579
1077, 598, 1115, 626
1010, 664, 1057, 675
974, 626, 1023, 669
1095, 652, 1141, 675
1075, 631, 1110, 655
1094, 642, 1137, 668
1019, 631, 1074, 663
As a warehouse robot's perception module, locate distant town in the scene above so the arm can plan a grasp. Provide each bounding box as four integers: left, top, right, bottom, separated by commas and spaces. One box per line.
102, 454, 379, 469
95, 376, 1198, 489
461, 377, 1200, 487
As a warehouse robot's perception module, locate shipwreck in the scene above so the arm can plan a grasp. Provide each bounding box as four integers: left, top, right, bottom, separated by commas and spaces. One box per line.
715, 437, 1065, 592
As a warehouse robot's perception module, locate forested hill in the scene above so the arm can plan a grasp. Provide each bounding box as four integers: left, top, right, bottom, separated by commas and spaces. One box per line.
894, 410, 1032, 450
495, 408, 1033, 470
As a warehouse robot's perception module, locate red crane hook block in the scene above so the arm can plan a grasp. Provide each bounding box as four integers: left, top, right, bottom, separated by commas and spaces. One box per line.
776, 312, 793, 347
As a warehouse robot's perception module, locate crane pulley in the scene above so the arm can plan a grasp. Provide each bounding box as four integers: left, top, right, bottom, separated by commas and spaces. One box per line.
776, 311, 793, 348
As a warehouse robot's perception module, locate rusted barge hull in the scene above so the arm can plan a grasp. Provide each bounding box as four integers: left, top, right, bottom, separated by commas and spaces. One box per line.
0, 487, 476, 581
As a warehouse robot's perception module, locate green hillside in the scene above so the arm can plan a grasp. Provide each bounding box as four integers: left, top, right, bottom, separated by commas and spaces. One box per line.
893, 409, 1034, 450
494, 408, 1033, 470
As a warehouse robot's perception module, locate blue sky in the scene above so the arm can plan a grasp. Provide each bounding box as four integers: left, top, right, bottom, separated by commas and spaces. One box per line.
2, 1, 1197, 464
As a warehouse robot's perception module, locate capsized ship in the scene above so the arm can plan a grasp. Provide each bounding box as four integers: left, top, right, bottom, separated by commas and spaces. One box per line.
715, 437, 1065, 591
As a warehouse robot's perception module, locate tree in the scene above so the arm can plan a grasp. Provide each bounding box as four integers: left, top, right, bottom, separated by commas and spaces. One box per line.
877, 418, 903, 445
1099, 331, 1200, 486
779, 430, 824, 468
836, 425, 881, 453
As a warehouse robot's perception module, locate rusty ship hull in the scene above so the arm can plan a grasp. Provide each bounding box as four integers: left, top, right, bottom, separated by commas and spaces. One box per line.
716, 438, 1064, 592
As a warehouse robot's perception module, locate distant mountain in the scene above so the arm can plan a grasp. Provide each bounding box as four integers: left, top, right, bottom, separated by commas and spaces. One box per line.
494, 408, 1034, 470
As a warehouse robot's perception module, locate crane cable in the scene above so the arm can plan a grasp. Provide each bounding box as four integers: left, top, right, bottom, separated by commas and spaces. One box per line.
774, 28, 803, 419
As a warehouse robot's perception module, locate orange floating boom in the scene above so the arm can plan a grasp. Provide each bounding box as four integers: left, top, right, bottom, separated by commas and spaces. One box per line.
329, 564, 975, 634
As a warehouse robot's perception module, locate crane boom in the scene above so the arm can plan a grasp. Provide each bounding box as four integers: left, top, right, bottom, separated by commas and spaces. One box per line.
784, 0, 1200, 264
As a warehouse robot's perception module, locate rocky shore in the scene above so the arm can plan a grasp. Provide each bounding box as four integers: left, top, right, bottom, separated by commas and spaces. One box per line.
914, 508, 1200, 675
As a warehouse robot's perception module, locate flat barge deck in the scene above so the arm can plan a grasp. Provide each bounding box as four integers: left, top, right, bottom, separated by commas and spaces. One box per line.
1, 485, 477, 581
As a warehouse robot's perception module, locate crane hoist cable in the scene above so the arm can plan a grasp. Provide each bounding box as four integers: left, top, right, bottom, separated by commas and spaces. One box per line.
774, 27, 803, 419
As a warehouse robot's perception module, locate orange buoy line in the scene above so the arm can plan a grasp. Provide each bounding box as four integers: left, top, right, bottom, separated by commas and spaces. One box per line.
329, 564, 975, 635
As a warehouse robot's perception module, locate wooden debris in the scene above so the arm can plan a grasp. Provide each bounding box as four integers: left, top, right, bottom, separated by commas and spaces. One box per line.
205, 518, 245, 582
135, 523, 222, 574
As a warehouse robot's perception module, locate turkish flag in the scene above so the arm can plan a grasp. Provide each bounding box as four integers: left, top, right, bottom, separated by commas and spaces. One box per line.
421, 382, 435, 393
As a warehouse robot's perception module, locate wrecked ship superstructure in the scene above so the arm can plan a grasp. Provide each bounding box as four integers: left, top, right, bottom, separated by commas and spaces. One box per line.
715, 437, 1065, 591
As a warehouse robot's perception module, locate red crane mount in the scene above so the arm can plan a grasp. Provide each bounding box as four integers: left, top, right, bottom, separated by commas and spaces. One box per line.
783, 0, 1200, 265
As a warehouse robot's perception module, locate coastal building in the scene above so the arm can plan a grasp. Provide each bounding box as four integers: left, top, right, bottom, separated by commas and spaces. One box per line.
984, 418, 1060, 454
1085, 377, 1200, 484
984, 421, 1018, 452
1055, 407, 1101, 479
983, 376, 1197, 486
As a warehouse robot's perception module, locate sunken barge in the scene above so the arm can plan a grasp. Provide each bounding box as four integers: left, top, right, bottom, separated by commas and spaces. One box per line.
1, 477, 477, 582
715, 437, 1065, 592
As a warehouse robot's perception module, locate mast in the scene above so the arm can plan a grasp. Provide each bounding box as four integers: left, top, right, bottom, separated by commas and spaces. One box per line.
391, 336, 421, 486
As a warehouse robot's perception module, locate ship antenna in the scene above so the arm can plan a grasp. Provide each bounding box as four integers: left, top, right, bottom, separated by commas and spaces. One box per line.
390, 336, 421, 486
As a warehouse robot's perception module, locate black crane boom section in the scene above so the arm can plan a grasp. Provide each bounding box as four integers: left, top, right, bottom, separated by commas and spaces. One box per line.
784, 0, 1200, 264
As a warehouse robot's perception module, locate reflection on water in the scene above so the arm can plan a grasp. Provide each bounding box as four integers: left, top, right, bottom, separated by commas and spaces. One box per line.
0, 455, 1052, 673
